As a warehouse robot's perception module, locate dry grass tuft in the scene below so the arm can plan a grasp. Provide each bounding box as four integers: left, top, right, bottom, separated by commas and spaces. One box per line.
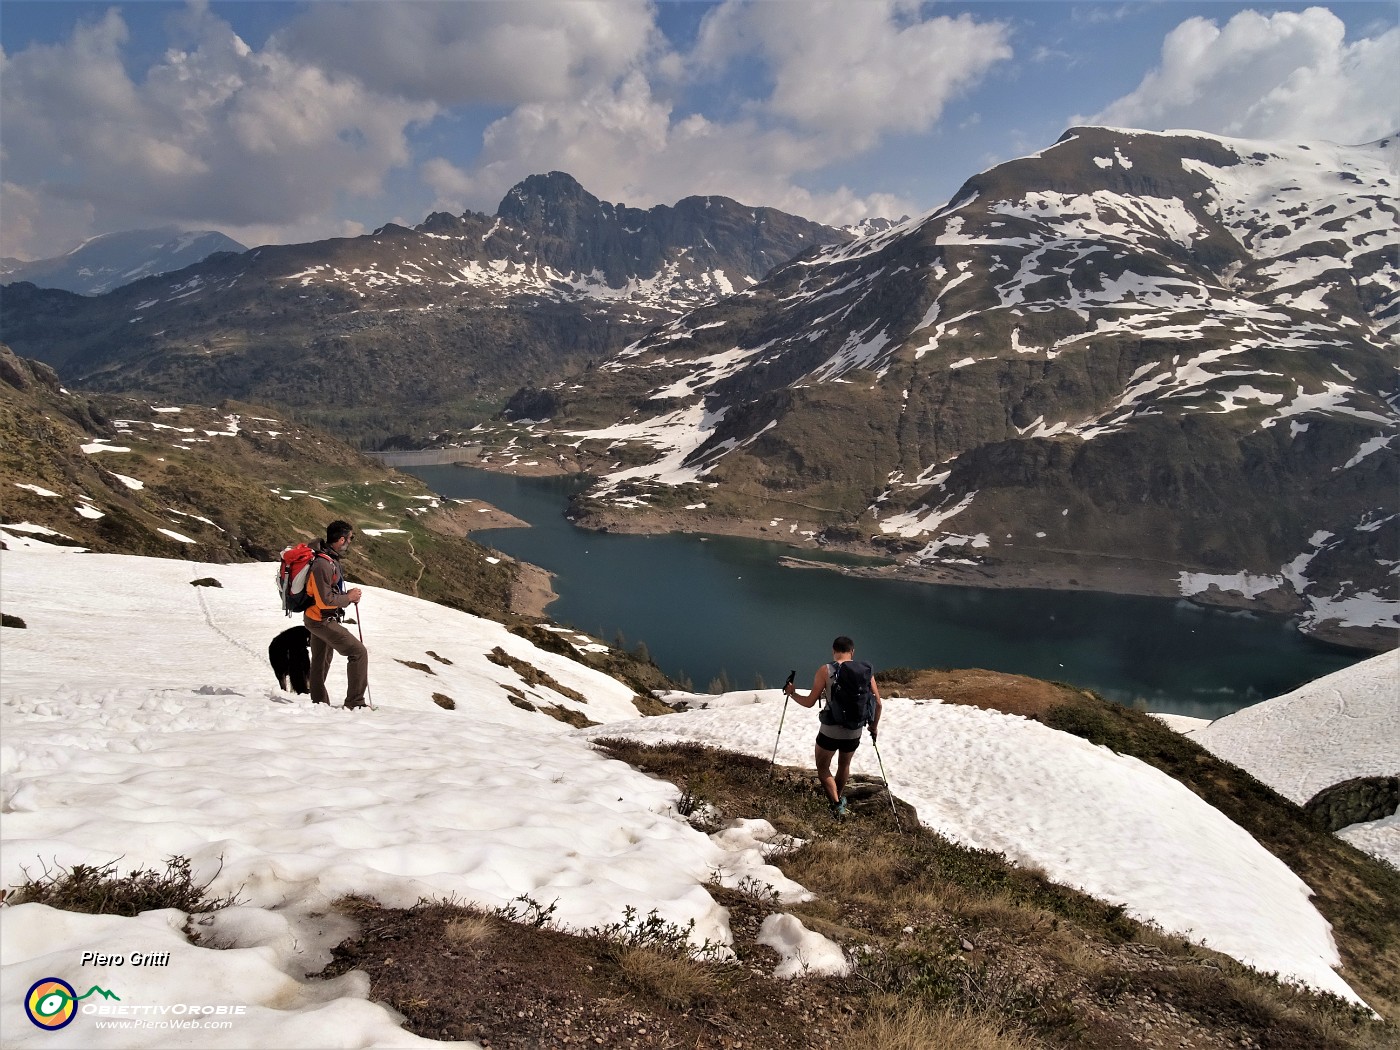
1044, 929, 1112, 979
486, 646, 589, 704
616, 947, 719, 1008
841, 998, 1030, 1050
891, 668, 1073, 718
444, 914, 494, 948
783, 838, 910, 900
957, 891, 1057, 940
631, 693, 675, 716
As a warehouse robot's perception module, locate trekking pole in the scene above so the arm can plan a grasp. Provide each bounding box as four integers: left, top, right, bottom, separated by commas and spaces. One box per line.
767, 671, 795, 781
353, 601, 376, 710
871, 736, 902, 832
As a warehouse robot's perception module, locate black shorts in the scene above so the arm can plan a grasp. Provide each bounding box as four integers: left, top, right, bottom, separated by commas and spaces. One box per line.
816, 732, 861, 754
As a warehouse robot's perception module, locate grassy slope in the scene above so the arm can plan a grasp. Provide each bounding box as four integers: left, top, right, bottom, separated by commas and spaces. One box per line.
1, 344, 515, 618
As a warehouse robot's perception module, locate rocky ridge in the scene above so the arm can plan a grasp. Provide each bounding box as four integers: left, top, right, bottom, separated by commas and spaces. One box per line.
0, 176, 848, 443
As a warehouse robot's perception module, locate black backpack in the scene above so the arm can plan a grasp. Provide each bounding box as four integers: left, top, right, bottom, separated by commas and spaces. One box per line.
824, 660, 876, 729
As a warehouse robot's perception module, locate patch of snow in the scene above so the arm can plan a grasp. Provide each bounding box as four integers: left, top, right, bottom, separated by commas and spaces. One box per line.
1178, 571, 1287, 601
1337, 813, 1400, 870
879, 492, 976, 539
80, 443, 132, 455
757, 913, 850, 979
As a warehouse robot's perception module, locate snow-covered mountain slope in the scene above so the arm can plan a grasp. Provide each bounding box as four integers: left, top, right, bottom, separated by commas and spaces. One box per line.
503, 127, 1398, 646
0, 545, 1381, 1036
0, 229, 247, 296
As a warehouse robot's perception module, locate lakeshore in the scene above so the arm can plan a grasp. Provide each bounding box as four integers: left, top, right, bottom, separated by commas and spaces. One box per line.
432, 458, 1394, 654
564, 502, 1392, 653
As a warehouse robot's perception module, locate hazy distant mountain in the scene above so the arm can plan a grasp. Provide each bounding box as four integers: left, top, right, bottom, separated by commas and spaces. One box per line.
0, 176, 848, 440
0, 228, 247, 295
487, 127, 1399, 648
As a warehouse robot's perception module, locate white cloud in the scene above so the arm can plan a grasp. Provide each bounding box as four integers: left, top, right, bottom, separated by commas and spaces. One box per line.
0, 180, 95, 262
693, 0, 1013, 151
0, 6, 434, 258
275, 0, 663, 106
421, 157, 480, 215
422, 2, 1008, 225
1084, 7, 1400, 144
1071, 5, 1136, 27
1, 0, 998, 257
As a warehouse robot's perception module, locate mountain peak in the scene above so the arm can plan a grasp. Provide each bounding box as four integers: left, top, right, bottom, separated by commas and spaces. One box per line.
496, 172, 600, 222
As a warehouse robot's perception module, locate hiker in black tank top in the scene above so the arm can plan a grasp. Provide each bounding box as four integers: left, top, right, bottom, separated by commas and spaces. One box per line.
784, 635, 883, 818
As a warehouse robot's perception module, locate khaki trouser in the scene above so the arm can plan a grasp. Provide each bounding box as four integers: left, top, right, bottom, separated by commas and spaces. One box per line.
304, 616, 368, 707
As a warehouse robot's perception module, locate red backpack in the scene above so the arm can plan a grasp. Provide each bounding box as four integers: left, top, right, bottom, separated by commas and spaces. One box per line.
276, 543, 329, 615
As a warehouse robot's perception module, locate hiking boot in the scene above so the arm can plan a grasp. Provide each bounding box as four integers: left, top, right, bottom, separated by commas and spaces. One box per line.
830, 797, 849, 819
343, 701, 369, 710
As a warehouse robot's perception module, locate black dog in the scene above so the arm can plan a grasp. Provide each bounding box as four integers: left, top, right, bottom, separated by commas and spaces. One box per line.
269, 625, 311, 694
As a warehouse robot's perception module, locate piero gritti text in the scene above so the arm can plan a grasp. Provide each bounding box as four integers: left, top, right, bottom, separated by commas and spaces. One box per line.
81, 951, 171, 967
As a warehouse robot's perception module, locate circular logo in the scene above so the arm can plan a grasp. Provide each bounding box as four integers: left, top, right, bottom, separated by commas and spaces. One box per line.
25, 978, 77, 1030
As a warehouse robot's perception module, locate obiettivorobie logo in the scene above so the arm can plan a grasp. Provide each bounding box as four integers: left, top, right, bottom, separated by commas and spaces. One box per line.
25, 978, 120, 1030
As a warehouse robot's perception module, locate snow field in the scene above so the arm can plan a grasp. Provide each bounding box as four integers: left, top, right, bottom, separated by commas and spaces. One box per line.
1167, 649, 1400, 869
0, 549, 815, 1048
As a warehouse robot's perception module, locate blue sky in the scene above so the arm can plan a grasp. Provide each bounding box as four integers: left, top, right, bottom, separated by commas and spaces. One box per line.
1, 1, 1396, 260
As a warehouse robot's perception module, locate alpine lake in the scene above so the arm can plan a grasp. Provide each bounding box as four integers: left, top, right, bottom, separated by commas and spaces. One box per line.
405, 465, 1365, 720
